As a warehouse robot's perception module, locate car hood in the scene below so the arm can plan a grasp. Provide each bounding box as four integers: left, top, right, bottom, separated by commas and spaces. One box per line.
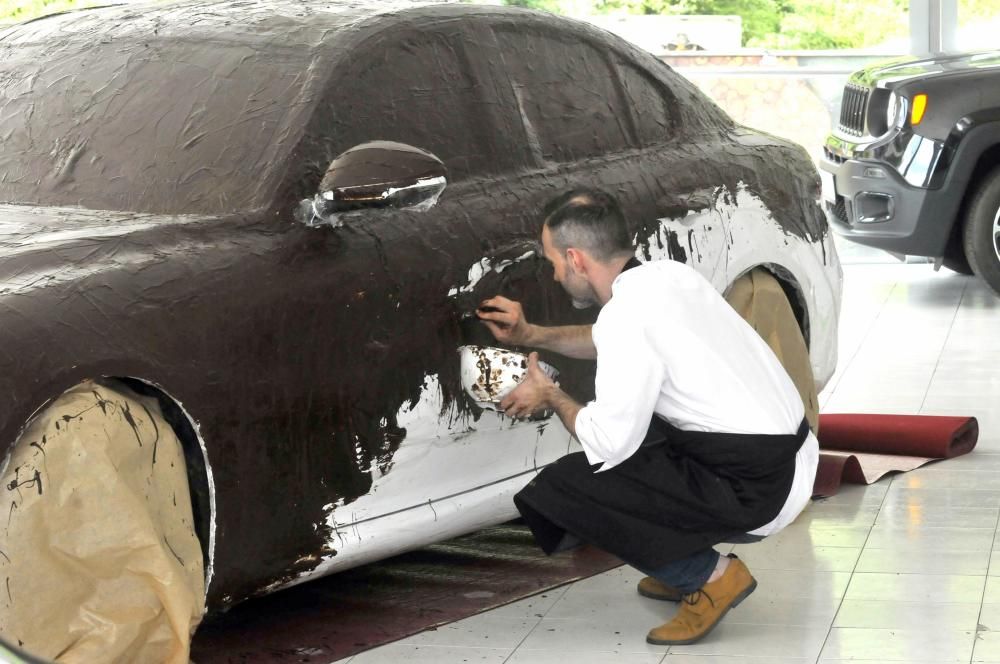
0, 204, 224, 291
855, 50, 1000, 88
0, 203, 211, 246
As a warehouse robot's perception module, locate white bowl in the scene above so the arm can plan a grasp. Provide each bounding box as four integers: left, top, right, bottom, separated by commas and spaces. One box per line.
458, 345, 559, 409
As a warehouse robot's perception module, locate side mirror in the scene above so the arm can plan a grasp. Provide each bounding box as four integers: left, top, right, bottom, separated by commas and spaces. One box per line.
299, 141, 447, 227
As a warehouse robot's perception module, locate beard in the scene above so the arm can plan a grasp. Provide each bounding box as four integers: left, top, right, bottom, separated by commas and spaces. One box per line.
562, 269, 598, 309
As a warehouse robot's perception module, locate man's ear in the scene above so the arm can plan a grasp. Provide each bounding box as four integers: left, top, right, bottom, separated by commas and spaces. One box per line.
565, 247, 587, 274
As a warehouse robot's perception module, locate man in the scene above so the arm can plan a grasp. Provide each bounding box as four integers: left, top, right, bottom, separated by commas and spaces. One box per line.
477, 188, 818, 646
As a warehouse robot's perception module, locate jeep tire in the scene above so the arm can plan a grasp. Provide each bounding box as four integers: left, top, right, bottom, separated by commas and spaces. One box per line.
963, 167, 1000, 296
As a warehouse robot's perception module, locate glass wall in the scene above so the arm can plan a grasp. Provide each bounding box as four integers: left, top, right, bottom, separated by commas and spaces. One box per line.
959, 0, 1000, 51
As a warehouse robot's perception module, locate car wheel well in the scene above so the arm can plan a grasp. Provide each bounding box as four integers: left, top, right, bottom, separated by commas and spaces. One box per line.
959, 165, 1000, 295
109, 377, 214, 586
753, 265, 811, 350
957, 143, 1000, 229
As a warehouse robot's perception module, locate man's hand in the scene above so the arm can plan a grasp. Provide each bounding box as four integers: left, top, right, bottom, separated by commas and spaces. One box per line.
500, 352, 583, 435
477, 296, 534, 346
499, 352, 555, 419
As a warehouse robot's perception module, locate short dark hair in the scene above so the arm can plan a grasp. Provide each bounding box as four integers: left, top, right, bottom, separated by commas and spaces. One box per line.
542, 188, 633, 262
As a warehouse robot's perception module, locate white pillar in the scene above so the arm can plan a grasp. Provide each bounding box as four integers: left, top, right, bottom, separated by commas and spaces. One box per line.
910, 0, 959, 56
910, 0, 930, 55
941, 0, 958, 52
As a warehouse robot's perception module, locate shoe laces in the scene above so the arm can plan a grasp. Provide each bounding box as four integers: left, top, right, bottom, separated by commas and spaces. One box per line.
682, 588, 716, 611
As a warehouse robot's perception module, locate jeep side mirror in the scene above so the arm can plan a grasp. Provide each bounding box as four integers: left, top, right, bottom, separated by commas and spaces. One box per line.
299, 141, 447, 227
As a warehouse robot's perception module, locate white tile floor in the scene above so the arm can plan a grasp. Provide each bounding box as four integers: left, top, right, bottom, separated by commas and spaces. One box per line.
332, 262, 1000, 664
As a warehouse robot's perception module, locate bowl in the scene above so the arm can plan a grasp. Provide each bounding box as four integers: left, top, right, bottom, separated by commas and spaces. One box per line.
458, 345, 559, 409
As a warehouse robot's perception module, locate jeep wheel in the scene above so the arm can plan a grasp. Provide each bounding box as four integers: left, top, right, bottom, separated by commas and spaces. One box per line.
963, 167, 1000, 295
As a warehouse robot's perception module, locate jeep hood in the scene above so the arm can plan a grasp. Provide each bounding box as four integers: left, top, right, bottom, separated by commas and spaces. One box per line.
855, 50, 1000, 87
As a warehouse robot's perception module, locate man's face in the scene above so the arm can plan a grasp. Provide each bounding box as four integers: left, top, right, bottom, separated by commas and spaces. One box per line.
541, 225, 597, 309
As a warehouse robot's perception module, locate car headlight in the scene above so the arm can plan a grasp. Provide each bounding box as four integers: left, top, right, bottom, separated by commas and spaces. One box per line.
886, 91, 904, 131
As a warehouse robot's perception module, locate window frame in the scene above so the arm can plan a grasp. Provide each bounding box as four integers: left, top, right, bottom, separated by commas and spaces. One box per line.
487, 19, 639, 166
612, 51, 683, 149
313, 23, 516, 186
485, 17, 685, 167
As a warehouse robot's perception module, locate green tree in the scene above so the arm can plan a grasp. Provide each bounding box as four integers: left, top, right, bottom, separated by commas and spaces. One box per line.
499, 0, 566, 11
689, 0, 790, 45
1, 0, 96, 23
593, 0, 913, 49
1, 0, 172, 24
753, 0, 908, 49
594, 0, 789, 45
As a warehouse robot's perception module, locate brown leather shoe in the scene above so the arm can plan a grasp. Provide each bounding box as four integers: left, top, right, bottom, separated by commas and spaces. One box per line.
645, 556, 757, 645
637, 576, 684, 602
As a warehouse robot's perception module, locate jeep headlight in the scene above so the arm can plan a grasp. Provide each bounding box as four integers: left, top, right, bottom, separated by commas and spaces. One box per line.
886, 91, 904, 131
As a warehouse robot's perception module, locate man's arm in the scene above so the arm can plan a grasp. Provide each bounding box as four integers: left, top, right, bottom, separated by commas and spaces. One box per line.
545, 384, 583, 437
477, 295, 596, 360
525, 324, 596, 361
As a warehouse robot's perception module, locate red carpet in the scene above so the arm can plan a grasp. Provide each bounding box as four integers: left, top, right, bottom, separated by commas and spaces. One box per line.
190, 523, 622, 663
813, 414, 979, 497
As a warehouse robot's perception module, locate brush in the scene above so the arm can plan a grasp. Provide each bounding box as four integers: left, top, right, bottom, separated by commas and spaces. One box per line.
458, 307, 504, 347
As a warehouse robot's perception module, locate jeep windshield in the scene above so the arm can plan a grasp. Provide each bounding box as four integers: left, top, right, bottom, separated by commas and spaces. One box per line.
0, 39, 312, 215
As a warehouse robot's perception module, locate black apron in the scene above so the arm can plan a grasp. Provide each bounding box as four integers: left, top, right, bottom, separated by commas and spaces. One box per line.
513, 258, 810, 570
514, 416, 809, 571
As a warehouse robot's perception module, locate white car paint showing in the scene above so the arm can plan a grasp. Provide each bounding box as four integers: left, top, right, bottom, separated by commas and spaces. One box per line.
720, 184, 841, 389
447, 250, 536, 296
273, 373, 573, 591
641, 207, 729, 285
641, 183, 841, 389
284, 475, 532, 591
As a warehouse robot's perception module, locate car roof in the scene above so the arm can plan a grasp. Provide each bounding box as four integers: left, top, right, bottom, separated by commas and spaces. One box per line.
0, 0, 719, 217
0, 0, 625, 52
0, 0, 469, 49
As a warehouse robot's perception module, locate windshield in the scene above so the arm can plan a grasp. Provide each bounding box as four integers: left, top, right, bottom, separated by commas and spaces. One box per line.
0, 39, 312, 215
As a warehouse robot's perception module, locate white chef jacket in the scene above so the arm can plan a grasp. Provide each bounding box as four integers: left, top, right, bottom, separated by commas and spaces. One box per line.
573, 260, 818, 536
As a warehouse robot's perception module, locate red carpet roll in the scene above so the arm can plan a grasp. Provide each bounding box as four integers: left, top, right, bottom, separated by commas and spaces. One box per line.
813, 414, 979, 497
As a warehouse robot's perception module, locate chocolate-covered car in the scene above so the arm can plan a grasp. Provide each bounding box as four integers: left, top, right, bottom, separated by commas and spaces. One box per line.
0, 0, 841, 614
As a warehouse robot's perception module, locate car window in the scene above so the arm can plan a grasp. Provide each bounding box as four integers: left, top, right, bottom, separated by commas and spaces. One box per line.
0, 41, 313, 215
329, 32, 503, 182
617, 61, 674, 147
493, 26, 630, 163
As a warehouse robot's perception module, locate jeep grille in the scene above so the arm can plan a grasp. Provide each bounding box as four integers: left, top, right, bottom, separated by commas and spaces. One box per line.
839, 84, 870, 136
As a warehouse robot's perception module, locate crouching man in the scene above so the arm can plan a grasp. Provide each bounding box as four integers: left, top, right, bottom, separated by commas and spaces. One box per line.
478, 188, 817, 645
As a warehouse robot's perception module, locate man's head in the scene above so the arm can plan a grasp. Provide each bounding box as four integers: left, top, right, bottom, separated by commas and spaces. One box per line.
540, 188, 633, 309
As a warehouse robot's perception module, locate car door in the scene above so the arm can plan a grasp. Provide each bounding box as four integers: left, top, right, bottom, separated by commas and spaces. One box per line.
284, 20, 583, 537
